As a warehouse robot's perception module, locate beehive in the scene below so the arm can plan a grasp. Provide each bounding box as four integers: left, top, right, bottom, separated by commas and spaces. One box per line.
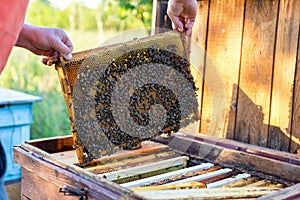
14, 131, 300, 199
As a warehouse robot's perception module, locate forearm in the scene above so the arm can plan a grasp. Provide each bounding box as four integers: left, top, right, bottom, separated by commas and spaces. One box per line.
15, 24, 35, 49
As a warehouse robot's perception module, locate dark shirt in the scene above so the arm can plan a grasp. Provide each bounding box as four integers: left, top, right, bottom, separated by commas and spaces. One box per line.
0, 141, 6, 178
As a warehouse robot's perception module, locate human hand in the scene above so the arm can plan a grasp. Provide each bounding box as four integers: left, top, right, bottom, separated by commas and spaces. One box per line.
167, 0, 197, 36
16, 24, 73, 66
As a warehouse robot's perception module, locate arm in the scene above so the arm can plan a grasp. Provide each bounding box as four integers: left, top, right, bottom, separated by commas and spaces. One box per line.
15, 24, 73, 65
167, 0, 197, 36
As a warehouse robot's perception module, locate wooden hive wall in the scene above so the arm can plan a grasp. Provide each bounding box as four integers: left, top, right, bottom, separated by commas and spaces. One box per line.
153, 0, 300, 154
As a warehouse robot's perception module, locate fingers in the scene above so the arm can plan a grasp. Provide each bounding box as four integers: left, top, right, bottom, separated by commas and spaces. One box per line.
184, 18, 195, 36
53, 31, 73, 61
167, 0, 197, 36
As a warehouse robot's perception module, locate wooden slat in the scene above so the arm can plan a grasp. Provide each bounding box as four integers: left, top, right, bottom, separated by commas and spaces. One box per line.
51, 150, 78, 164
165, 168, 232, 185
121, 162, 214, 188
290, 12, 300, 154
191, 0, 209, 48
269, 0, 300, 151
131, 181, 206, 191
206, 173, 251, 188
224, 177, 260, 188
200, 0, 245, 138
135, 187, 280, 199
99, 156, 188, 181
235, 0, 279, 146
85, 151, 178, 174
184, 0, 209, 132
257, 183, 300, 200
178, 130, 300, 162
156, 133, 300, 182
14, 147, 140, 200
26, 135, 74, 153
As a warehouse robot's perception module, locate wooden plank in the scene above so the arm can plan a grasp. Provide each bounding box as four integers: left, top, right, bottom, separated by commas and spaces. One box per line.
14, 146, 141, 200
164, 168, 232, 185
156, 133, 300, 182
21, 168, 79, 200
121, 162, 214, 188
5, 182, 21, 200
269, 0, 300, 152
215, 149, 300, 183
200, 0, 245, 138
51, 150, 78, 164
24, 139, 168, 167
290, 11, 300, 155
235, 0, 279, 146
206, 173, 251, 188
178, 130, 300, 162
26, 135, 74, 153
85, 151, 178, 174
191, 0, 209, 48
135, 187, 280, 199
224, 177, 260, 188
99, 156, 188, 181
185, 0, 209, 132
257, 183, 300, 200
131, 181, 206, 191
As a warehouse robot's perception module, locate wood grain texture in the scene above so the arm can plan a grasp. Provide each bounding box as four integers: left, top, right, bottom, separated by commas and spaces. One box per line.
235, 0, 278, 146
187, 0, 209, 132
200, 0, 245, 138
268, 0, 300, 152
257, 183, 300, 200
156, 133, 300, 182
290, 12, 300, 154
14, 147, 141, 200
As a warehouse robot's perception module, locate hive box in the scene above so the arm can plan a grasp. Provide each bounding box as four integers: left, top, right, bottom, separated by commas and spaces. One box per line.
14, 131, 300, 199
0, 87, 41, 182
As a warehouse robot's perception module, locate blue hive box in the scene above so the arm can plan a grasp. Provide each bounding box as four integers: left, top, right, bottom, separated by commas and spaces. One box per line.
0, 87, 41, 182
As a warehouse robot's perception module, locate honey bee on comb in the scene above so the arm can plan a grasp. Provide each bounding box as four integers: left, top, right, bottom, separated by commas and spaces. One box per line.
56, 31, 199, 165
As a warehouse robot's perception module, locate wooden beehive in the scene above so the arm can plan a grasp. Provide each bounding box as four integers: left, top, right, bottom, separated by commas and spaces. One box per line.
13, 0, 300, 199
14, 131, 300, 199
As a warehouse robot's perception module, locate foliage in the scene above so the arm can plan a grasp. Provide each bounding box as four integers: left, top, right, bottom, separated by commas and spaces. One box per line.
26, 0, 153, 31
0, 0, 153, 139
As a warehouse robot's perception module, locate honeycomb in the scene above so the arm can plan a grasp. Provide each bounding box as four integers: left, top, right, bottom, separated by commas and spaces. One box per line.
56, 31, 199, 165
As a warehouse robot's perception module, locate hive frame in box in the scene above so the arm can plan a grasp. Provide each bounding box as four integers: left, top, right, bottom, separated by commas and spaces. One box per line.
55, 31, 196, 165
13, 131, 300, 199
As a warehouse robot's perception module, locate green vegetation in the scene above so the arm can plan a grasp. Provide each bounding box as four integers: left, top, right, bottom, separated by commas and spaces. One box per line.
0, 0, 152, 139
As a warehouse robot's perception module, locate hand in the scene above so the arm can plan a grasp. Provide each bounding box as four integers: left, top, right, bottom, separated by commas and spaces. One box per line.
15, 24, 73, 66
167, 0, 197, 36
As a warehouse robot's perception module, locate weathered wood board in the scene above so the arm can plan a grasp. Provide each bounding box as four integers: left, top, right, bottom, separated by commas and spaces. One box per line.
14, 133, 300, 199
155, 0, 300, 154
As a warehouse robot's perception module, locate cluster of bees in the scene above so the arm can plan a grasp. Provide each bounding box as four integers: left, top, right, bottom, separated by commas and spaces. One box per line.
94, 47, 198, 150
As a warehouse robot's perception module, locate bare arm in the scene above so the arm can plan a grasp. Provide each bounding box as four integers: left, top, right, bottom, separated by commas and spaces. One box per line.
15, 24, 73, 65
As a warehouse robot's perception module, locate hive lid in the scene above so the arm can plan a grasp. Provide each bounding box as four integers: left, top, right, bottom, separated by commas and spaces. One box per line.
56, 31, 199, 165
0, 87, 42, 105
